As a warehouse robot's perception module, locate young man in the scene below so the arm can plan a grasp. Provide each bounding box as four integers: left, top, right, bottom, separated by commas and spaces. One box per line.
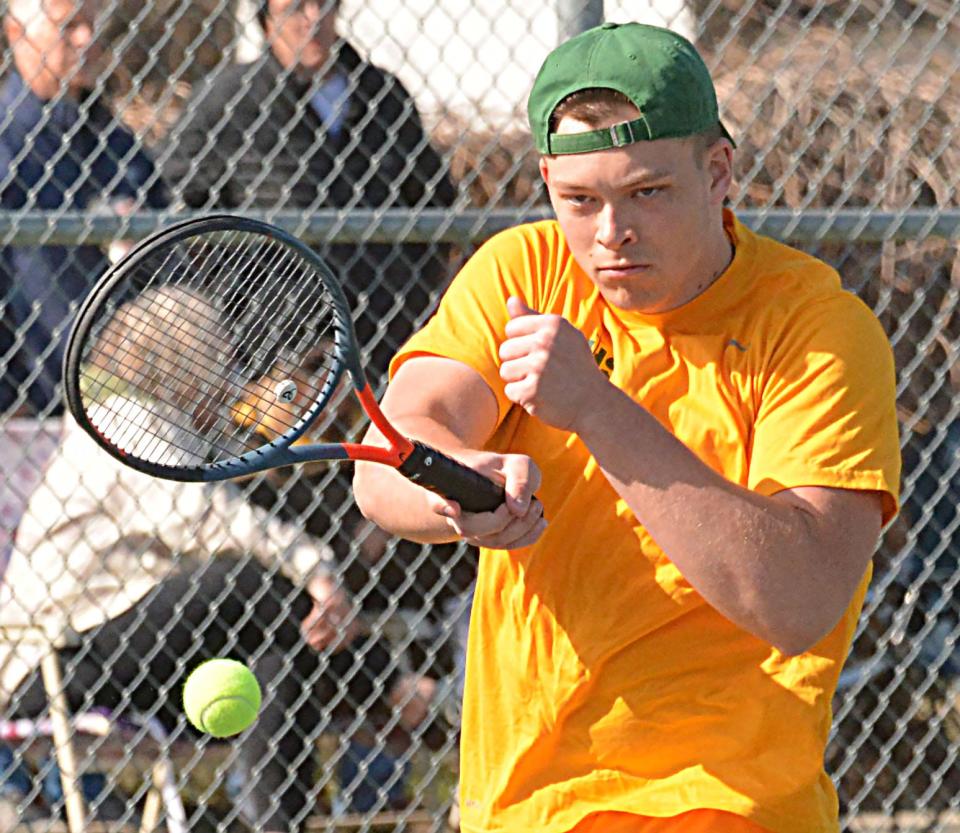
353, 22, 901, 833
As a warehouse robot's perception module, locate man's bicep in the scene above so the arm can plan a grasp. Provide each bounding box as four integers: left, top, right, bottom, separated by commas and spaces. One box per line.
378, 356, 500, 448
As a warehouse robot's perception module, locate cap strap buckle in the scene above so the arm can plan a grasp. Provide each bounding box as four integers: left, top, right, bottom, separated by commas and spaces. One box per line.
609, 121, 636, 147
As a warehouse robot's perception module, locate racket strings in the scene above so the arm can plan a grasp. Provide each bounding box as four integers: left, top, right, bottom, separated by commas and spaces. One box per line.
78, 229, 343, 470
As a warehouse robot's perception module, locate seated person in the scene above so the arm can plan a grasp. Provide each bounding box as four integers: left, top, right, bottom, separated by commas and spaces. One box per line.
0, 287, 439, 832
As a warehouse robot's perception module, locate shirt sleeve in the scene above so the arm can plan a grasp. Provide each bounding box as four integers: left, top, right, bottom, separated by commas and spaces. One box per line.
390, 226, 544, 426
749, 292, 901, 524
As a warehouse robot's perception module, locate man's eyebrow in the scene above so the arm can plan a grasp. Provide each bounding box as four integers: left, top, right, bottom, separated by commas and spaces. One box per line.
624, 169, 674, 184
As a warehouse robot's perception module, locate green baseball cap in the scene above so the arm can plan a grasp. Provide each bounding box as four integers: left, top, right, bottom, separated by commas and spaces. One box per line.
528, 22, 735, 155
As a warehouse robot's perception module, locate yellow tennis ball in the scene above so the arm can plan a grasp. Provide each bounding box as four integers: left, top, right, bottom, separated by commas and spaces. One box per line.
182, 658, 261, 738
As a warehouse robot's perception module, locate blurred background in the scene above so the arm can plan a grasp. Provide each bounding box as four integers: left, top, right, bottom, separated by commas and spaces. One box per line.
0, 0, 958, 831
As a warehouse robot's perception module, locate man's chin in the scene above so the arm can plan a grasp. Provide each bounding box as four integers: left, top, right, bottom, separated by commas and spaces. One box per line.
296, 52, 331, 76
596, 283, 655, 314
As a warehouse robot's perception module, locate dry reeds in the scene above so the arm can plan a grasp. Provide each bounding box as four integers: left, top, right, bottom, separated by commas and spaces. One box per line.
712, 27, 960, 432
430, 114, 543, 209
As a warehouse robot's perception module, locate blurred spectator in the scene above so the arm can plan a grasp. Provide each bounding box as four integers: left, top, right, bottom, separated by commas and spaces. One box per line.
162, 0, 458, 384
0, 288, 440, 831
247, 460, 478, 689
164, 0, 476, 727
0, 0, 166, 416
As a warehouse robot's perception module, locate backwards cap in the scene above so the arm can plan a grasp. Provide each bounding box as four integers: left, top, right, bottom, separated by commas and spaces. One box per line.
528, 22, 735, 155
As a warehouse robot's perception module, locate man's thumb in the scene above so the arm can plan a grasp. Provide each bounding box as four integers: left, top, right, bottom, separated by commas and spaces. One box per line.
507, 296, 537, 318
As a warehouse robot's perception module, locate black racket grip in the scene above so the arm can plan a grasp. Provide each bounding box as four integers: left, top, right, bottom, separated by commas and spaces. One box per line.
398, 441, 504, 513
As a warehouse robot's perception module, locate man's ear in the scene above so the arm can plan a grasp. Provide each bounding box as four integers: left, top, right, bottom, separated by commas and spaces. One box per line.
706, 140, 734, 207
538, 156, 550, 186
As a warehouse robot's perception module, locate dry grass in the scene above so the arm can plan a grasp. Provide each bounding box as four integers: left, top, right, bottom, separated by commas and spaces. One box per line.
710, 27, 960, 429
430, 115, 543, 209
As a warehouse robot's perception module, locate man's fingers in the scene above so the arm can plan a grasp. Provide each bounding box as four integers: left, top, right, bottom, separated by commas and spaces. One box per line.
466, 513, 547, 551
502, 456, 540, 516
499, 517, 548, 550
499, 356, 532, 385
443, 500, 511, 536
498, 332, 541, 362
462, 499, 544, 548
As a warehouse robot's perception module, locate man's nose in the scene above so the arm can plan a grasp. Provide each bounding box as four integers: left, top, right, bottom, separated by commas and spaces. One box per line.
596, 204, 637, 250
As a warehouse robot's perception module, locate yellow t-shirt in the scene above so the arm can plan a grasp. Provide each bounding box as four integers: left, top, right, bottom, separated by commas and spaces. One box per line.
391, 211, 901, 833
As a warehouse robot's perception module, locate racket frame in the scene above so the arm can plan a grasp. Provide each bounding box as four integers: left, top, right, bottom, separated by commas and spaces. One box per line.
64, 215, 504, 511
64, 215, 413, 482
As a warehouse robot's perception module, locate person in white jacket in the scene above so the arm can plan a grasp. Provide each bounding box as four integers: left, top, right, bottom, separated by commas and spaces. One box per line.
0, 287, 434, 831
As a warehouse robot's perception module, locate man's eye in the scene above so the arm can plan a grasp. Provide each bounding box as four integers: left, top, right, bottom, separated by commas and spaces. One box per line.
566, 194, 592, 206
634, 187, 662, 198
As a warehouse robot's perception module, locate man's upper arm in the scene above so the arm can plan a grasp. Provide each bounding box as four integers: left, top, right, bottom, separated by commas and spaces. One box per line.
379, 356, 500, 449
775, 485, 884, 584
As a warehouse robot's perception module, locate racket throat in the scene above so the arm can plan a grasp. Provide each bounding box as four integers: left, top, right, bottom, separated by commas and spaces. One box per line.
355, 383, 413, 452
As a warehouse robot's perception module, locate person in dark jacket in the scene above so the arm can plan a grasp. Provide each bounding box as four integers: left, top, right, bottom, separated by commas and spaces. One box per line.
162, 11, 464, 822
162, 0, 458, 384
0, 0, 166, 415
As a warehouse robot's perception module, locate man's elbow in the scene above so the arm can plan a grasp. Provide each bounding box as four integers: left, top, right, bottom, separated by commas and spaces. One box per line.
351, 462, 378, 522
765, 606, 849, 657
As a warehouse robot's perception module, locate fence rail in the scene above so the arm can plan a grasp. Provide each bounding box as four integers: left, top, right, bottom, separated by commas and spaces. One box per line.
2, 209, 959, 244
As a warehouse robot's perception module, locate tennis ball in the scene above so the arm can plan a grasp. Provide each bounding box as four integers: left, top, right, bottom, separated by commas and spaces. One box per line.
182, 658, 261, 738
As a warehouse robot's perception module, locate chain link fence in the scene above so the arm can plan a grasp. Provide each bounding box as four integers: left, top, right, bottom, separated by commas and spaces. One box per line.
0, 0, 957, 831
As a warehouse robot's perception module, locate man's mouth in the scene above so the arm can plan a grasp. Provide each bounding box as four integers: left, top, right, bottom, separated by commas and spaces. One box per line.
596, 263, 651, 278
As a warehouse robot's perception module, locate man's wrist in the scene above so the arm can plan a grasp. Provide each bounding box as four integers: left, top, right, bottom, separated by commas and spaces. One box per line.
570, 374, 621, 439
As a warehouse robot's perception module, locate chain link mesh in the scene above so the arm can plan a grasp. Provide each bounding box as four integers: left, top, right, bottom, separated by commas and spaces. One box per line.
0, 1, 957, 831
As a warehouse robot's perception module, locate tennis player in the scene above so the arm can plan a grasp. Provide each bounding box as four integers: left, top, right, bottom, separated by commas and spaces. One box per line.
354, 22, 900, 833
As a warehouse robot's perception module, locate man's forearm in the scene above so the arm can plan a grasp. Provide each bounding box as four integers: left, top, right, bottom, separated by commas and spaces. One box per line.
353, 416, 476, 544
574, 381, 880, 655
353, 357, 510, 544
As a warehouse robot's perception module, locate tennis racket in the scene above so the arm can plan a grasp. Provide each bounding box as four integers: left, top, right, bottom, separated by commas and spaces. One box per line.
62, 215, 504, 513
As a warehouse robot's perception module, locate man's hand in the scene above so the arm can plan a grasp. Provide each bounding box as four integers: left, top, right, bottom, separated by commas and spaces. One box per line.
499, 296, 611, 432
423, 448, 546, 550
300, 573, 363, 651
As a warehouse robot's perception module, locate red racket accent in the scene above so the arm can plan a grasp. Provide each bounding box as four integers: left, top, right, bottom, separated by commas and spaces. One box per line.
339, 384, 415, 465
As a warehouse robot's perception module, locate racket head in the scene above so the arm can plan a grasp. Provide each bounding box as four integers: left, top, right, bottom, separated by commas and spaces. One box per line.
63, 215, 364, 482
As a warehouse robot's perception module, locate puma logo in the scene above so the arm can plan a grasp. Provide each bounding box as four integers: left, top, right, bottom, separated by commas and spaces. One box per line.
726, 339, 749, 352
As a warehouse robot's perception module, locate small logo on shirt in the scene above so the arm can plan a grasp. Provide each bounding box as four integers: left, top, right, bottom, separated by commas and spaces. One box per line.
725, 338, 749, 352
589, 336, 615, 377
